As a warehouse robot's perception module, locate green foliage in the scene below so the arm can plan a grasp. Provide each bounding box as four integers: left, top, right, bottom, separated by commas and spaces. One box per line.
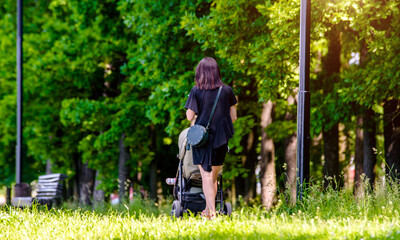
118, 0, 204, 135
266, 121, 297, 142
182, 0, 299, 101
0, 1, 16, 187
1, 0, 400, 198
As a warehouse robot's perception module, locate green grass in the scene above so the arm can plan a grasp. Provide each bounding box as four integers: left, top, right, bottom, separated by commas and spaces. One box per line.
1, 180, 400, 239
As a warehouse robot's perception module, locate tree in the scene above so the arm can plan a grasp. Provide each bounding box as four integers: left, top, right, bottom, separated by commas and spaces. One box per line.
260, 101, 276, 209
183, 0, 304, 206
339, 0, 400, 184
1, 0, 399, 205
183, 0, 270, 202
117, 0, 208, 199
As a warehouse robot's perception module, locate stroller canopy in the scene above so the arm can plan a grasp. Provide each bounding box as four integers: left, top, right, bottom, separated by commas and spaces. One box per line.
178, 128, 201, 180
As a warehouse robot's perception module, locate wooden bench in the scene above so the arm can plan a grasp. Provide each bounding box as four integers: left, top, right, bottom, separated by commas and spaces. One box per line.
34, 173, 68, 208
11, 182, 33, 208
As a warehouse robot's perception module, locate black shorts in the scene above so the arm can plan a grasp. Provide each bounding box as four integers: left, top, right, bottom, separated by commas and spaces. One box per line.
212, 144, 228, 166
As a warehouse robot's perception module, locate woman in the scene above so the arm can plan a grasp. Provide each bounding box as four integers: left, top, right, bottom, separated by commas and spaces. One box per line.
185, 57, 237, 219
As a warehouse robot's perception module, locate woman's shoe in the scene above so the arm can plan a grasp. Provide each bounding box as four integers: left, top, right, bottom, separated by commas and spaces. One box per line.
208, 211, 216, 220
201, 210, 216, 220
201, 210, 208, 220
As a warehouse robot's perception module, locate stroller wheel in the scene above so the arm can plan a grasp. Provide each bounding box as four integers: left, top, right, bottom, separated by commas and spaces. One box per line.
223, 202, 232, 217
171, 200, 182, 218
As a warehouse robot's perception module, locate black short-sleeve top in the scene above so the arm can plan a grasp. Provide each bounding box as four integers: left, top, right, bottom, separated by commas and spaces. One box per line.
184, 85, 237, 149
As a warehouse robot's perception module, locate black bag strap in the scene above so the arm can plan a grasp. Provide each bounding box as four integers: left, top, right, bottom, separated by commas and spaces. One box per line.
206, 86, 223, 129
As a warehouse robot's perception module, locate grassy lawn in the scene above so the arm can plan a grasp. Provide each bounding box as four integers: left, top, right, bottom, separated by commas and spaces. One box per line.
0, 205, 399, 239
1, 181, 400, 239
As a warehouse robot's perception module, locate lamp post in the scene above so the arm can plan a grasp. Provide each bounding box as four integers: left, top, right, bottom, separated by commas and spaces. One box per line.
12, 0, 31, 207
296, 0, 311, 200
16, 0, 23, 184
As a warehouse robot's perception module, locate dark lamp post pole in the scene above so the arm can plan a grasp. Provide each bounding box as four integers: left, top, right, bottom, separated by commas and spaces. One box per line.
13, 0, 31, 206
296, 0, 311, 200
16, 0, 23, 184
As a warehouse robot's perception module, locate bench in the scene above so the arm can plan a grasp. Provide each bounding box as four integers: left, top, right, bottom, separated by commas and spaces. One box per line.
11, 182, 33, 208
34, 173, 68, 208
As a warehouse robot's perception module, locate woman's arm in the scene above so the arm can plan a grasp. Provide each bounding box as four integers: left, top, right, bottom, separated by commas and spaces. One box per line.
186, 109, 196, 121
230, 105, 237, 123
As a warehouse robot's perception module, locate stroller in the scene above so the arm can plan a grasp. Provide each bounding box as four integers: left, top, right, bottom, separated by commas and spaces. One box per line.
168, 128, 232, 218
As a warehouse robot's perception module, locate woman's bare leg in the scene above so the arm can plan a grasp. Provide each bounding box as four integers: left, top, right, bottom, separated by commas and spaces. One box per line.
199, 165, 215, 216
212, 165, 222, 190
212, 165, 222, 212
203, 169, 220, 216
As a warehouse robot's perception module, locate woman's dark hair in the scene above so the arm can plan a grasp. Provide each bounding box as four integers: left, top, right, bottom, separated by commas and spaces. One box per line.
195, 57, 223, 90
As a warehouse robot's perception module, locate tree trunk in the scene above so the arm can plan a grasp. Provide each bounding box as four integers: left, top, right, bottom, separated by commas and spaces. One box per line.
243, 128, 257, 201
235, 167, 245, 198
354, 115, 364, 195
119, 133, 131, 202
79, 162, 96, 205
46, 159, 52, 174
285, 133, 297, 205
6, 187, 11, 205
93, 171, 105, 204
283, 95, 297, 204
386, 130, 400, 180
149, 126, 158, 200
149, 160, 157, 200
233, 128, 258, 201
260, 101, 276, 210
234, 78, 259, 202
384, 100, 395, 164
231, 177, 236, 206
353, 35, 368, 195
323, 123, 340, 187
322, 26, 341, 189
384, 99, 400, 181
73, 155, 81, 202
363, 108, 376, 187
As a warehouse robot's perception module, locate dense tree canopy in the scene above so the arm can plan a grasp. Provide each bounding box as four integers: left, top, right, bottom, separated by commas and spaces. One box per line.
0, 0, 399, 206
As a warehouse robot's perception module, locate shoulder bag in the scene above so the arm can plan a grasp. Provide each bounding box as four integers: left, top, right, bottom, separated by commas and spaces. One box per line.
187, 86, 222, 147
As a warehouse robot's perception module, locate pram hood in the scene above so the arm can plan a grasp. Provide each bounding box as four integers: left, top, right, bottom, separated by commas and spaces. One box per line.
178, 128, 189, 160
178, 128, 201, 180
